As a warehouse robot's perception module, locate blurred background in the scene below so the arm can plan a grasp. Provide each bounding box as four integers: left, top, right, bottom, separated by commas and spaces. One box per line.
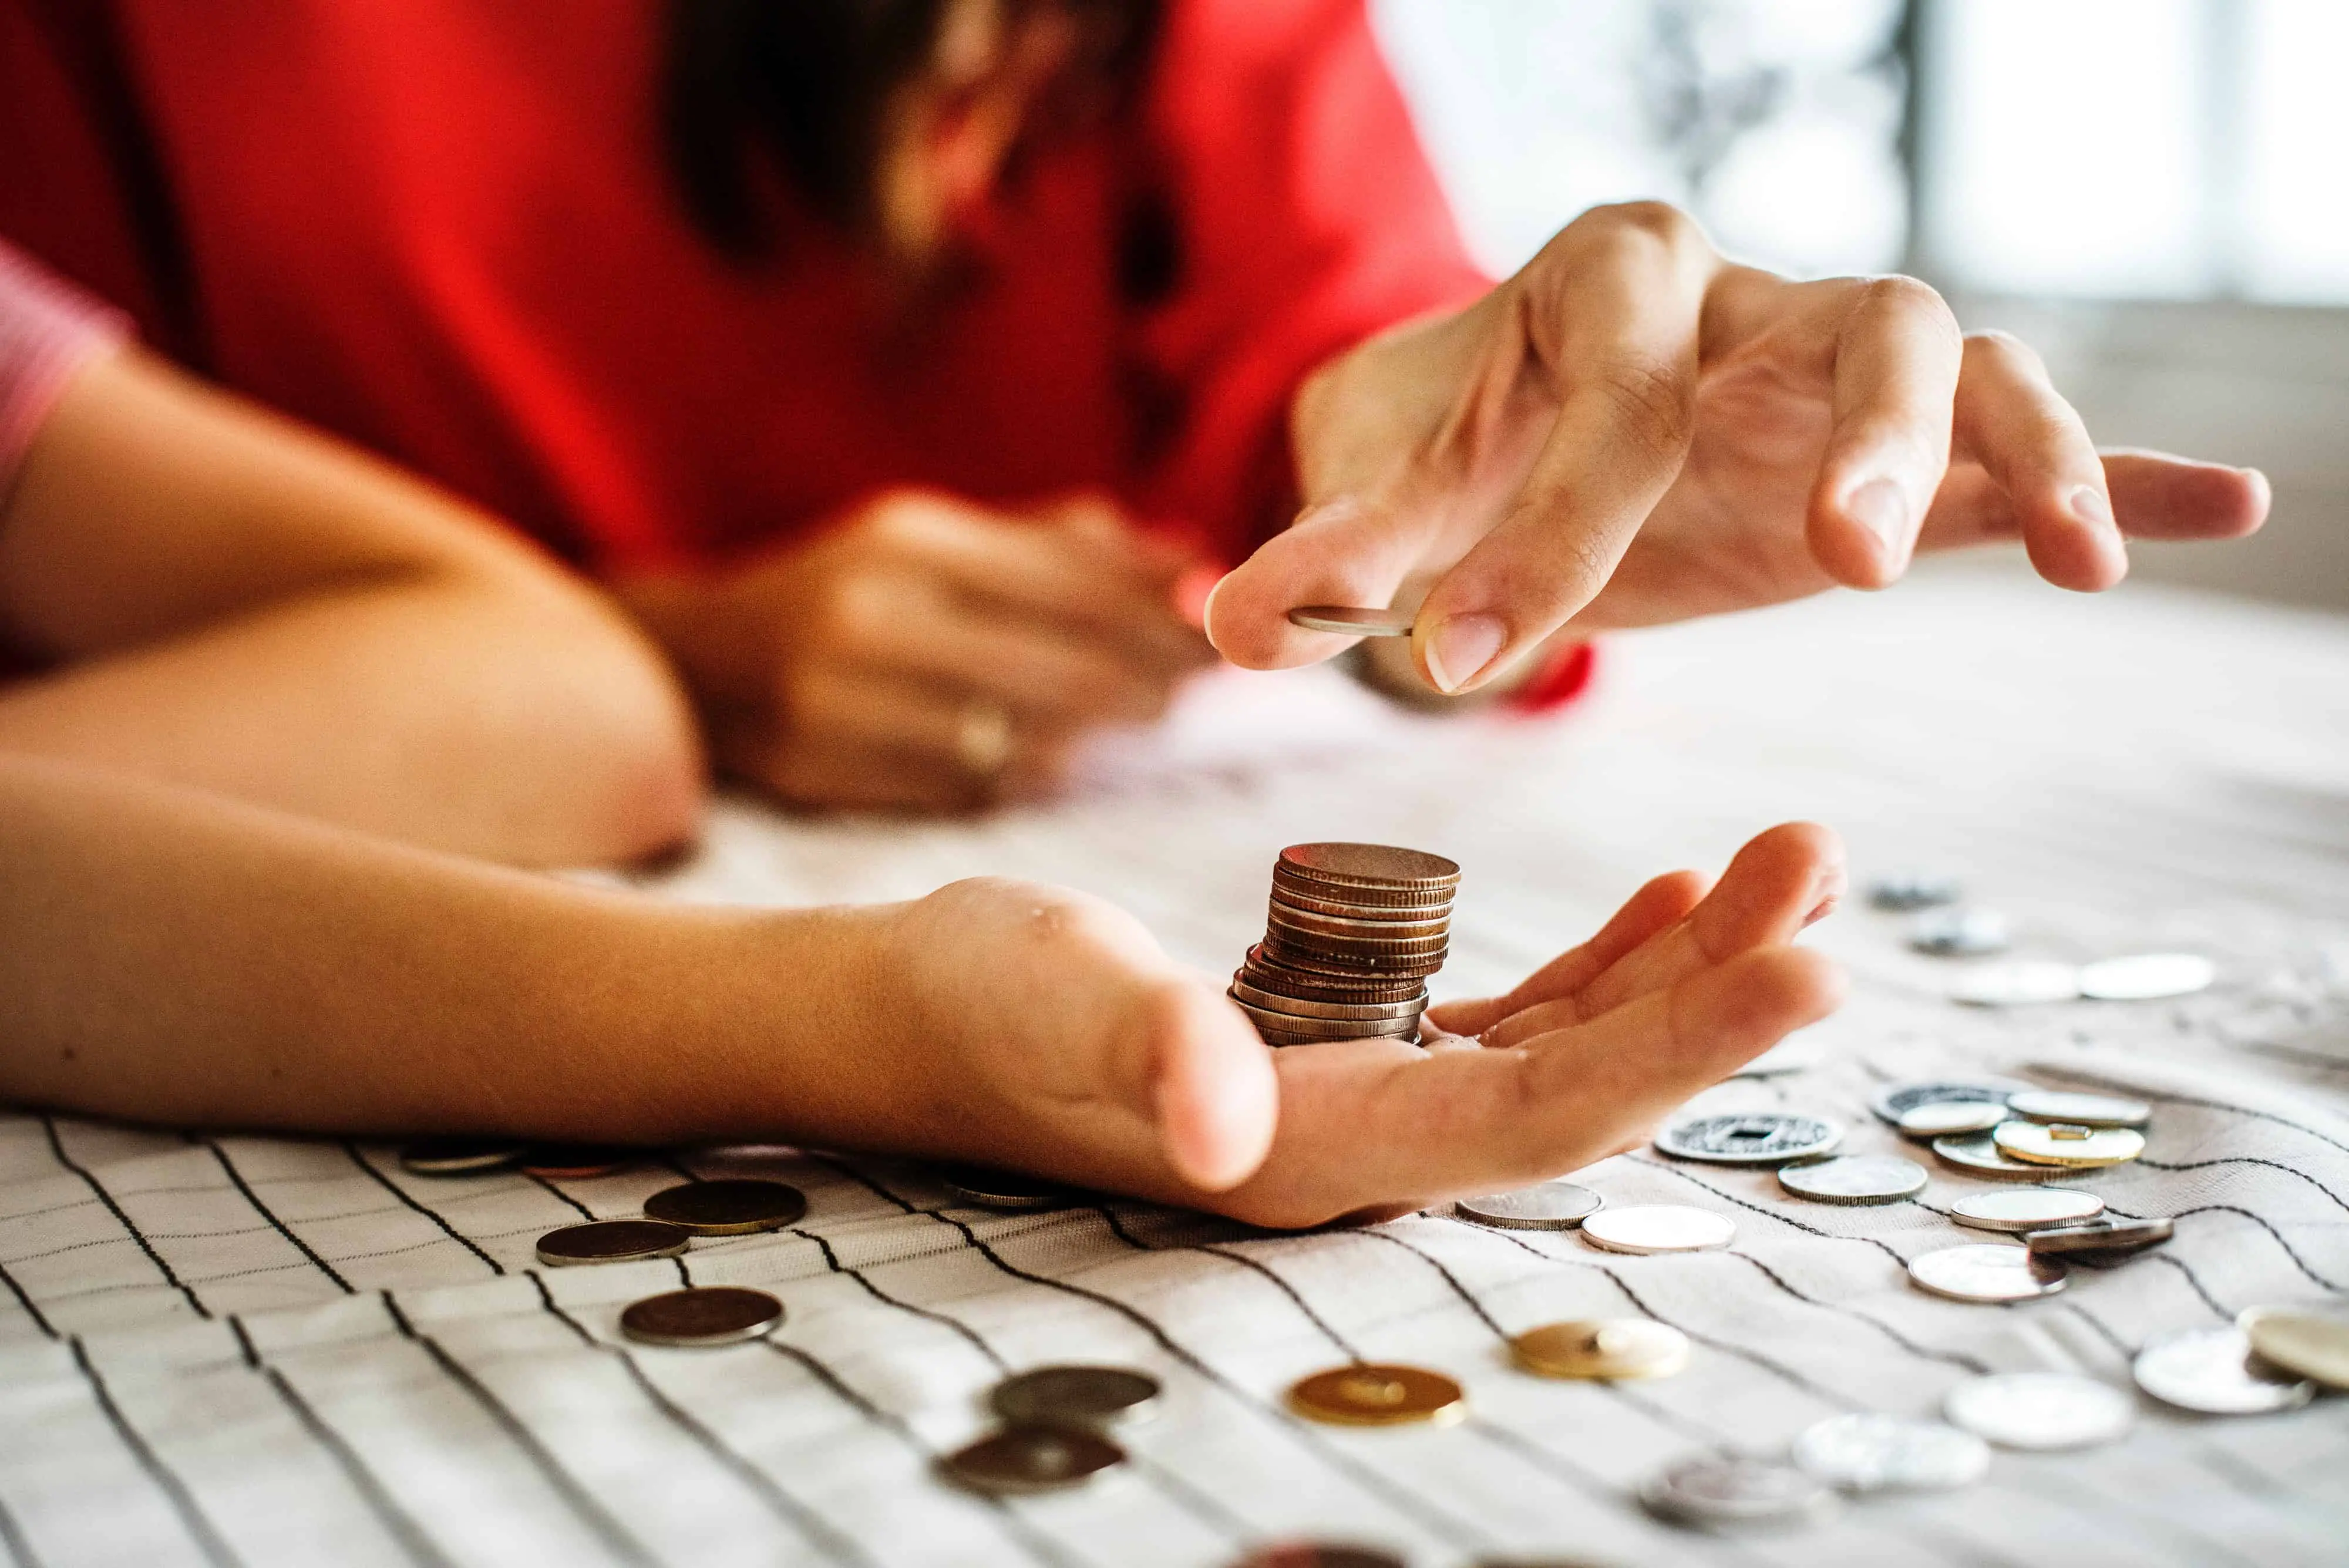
1372, 0, 2349, 611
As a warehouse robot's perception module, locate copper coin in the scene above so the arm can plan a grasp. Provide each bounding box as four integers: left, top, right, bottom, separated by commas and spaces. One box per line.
535, 1219, 692, 1267
1240, 949, 1429, 1002
520, 1144, 636, 1179
2024, 1216, 2173, 1256
941, 1427, 1125, 1495
1267, 883, 1453, 920
1229, 977, 1426, 1021
1277, 843, 1460, 890
1233, 1005, 1422, 1041
1263, 924, 1451, 963
641, 1179, 809, 1235
1260, 937, 1446, 978
399, 1136, 527, 1175
1253, 1026, 1418, 1049
618, 1286, 783, 1347
1266, 901, 1452, 940
1287, 1363, 1465, 1427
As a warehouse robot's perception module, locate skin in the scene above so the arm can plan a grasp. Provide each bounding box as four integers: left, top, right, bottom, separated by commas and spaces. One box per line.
0, 752, 1841, 1228
1, 346, 704, 864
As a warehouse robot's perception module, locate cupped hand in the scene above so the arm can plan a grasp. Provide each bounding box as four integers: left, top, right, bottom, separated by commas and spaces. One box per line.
870, 821, 1846, 1229
1208, 201, 2270, 694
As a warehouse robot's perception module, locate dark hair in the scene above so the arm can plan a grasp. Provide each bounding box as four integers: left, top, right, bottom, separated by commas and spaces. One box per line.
661, 0, 1161, 260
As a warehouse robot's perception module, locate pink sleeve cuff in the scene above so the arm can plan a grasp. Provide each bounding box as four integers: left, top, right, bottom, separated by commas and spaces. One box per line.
0, 240, 130, 497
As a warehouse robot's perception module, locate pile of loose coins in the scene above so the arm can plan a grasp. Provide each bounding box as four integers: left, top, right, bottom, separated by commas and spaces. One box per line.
1229, 843, 1459, 1047
1867, 869, 2220, 1005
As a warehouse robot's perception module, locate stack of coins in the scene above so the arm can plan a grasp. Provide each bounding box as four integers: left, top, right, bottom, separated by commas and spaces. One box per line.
1229, 843, 1459, 1047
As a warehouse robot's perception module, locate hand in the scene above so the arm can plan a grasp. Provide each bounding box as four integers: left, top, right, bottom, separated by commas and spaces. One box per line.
863, 822, 1846, 1229
624, 489, 1214, 811
1207, 201, 2271, 694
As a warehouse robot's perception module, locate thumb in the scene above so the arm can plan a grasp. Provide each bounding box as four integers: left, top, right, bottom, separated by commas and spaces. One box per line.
1203, 497, 1434, 669
1133, 980, 1278, 1191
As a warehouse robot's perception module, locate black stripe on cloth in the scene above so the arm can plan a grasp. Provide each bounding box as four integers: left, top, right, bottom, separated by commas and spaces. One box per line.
201, 1140, 352, 1294
2099, 1202, 2347, 1293
2057, 1299, 2138, 1361
2038, 1078, 2349, 1159
2131, 1155, 2349, 1215
341, 1145, 505, 1277
2143, 1253, 2232, 1325
69, 1337, 239, 1567
0, 1486, 42, 1568
376, 1292, 657, 1567
39, 1115, 208, 1318
0, 1255, 56, 1339
521, 1173, 597, 1224
525, 1275, 873, 1568
1721, 1247, 1990, 1374
1094, 1204, 1368, 1361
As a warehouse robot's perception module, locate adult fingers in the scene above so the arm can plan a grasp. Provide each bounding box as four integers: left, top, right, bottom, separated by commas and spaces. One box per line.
1804, 275, 1964, 590
1137, 981, 1281, 1192
1203, 495, 1442, 670
1423, 869, 1706, 1038
1917, 450, 2270, 551
1949, 332, 2123, 590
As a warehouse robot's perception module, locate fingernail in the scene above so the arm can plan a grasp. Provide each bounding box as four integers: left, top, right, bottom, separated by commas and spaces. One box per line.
2068, 484, 2114, 530
1844, 476, 1911, 557
1424, 613, 1507, 694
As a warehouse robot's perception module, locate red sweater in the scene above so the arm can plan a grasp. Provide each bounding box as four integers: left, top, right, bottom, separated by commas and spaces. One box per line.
0, 0, 1488, 576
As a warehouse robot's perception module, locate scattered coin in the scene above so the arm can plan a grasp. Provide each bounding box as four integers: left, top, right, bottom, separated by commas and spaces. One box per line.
1950, 1188, 2106, 1234
618, 1286, 784, 1347
1869, 1079, 2024, 1126
1655, 1112, 1842, 1165
2004, 1089, 2151, 1129
1943, 1372, 2134, 1451
1910, 907, 2010, 958
1931, 1132, 2054, 1179
1907, 1244, 2068, 1303
1456, 1182, 1603, 1230
2025, 1216, 2174, 1257
1868, 872, 1962, 912
1639, 1455, 1838, 1532
398, 1136, 527, 1175
2133, 1327, 2314, 1415
1777, 1155, 1927, 1205
1897, 1101, 2010, 1139
518, 1145, 635, 1179
1228, 1547, 1408, 1568
935, 1164, 1078, 1212
641, 1178, 809, 1234
2078, 952, 2216, 1002
1287, 1364, 1465, 1428
991, 1366, 1161, 1430
1581, 1205, 1735, 1255
1947, 961, 2083, 1007
1286, 605, 1414, 638
1510, 1318, 1690, 1381
1993, 1121, 2145, 1168
1789, 1413, 1990, 1493
2237, 1306, 2349, 1390
941, 1426, 1125, 1495
534, 1219, 692, 1267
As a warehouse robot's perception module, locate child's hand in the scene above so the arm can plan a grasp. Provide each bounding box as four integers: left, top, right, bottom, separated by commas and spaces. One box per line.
860, 822, 1846, 1229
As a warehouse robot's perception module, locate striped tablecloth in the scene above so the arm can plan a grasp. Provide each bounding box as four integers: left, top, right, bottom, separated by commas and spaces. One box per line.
5, 568, 2348, 1567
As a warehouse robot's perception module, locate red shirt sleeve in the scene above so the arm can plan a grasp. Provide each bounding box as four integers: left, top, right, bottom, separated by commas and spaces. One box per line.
1132, 0, 1490, 561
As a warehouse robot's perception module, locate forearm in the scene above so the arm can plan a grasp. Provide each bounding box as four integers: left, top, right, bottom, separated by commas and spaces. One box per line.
0, 754, 886, 1143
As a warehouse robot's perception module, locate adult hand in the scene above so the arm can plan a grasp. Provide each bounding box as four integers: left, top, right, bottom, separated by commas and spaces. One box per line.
624, 490, 1213, 811
873, 821, 1845, 1228
1207, 201, 2271, 694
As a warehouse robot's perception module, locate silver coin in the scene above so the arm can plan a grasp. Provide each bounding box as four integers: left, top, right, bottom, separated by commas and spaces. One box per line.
534, 1219, 692, 1267
1944, 1372, 2134, 1451
1639, 1455, 1838, 1531
2133, 1327, 2314, 1415
1456, 1182, 1603, 1230
1947, 961, 2083, 1007
1950, 1188, 2105, 1233
1931, 1132, 2055, 1179
1897, 1101, 2010, 1139
399, 1136, 527, 1175
1868, 872, 1963, 912
941, 1426, 1125, 1495
1869, 1079, 2025, 1125
991, 1365, 1160, 1429
1789, 1413, 1990, 1493
936, 1164, 1076, 1211
1285, 605, 1415, 638
1778, 1155, 1927, 1205
1655, 1112, 1842, 1165
2004, 1089, 2152, 1129
1231, 1002, 1423, 1039
1581, 1205, 1735, 1255
618, 1286, 785, 1347
2078, 952, 2216, 1002
2025, 1216, 2173, 1257
1910, 907, 2009, 957
1907, 1243, 2068, 1303
1229, 977, 1425, 1021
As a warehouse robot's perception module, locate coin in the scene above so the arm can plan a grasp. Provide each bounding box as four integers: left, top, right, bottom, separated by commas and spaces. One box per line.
1950, 1188, 2105, 1233
1947, 961, 2083, 1007
1907, 1244, 2067, 1303
1930, 1132, 2052, 1179
519, 1145, 635, 1179
2237, 1306, 2349, 1389
1254, 1026, 1421, 1049
1230, 977, 1426, 1021
534, 1219, 692, 1267
1268, 883, 1451, 920
1229, 1547, 1408, 1568
1456, 1182, 1603, 1230
990, 1365, 1161, 1429
2025, 1216, 2173, 1256
1655, 1112, 1842, 1165
1638, 1456, 1838, 1532
2004, 1089, 2151, 1129
398, 1136, 527, 1175
618, 1286, 784, 1347
1897, 1101, 2009, 1138
1287, 605, 1414, 638
1943, 1372, 2133, 1451
935, 1164, 1076, 1212
2133, 1327, 2313, 1415
940, 1427, 1125, 1495
641, 1178, 809, 1234
1261, 936, 1446, 978
1276, 843, 1460, 892
1266, 901, 1451, 941
1229, 1002, 1422, 1039
1993, 1121, 2145, 1167
1241, 948, 1429, 1003
1909, 907, 2009, 957
2078, 952, 2216, 1001
1789, 1414, 1990, 1493
1868, 872, 1962, 912
1869, 1079, 2024, 1125
1581, 1205, 1735, 1254
1287, 1364, 1465, 1427
1510, 1318, 1689, 1381
1777, 1155, 1927, 1205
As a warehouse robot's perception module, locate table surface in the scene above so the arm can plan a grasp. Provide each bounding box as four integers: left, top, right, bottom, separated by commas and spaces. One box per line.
5, 568, 2348, 1568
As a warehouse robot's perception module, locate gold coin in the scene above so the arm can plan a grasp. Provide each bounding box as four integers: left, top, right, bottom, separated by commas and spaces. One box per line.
1286, 1363, 1465, 1427
1992, 1120, 2145, 1167
1510, 1318, 1690, 1381
2239, 1305, 2349, 1390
